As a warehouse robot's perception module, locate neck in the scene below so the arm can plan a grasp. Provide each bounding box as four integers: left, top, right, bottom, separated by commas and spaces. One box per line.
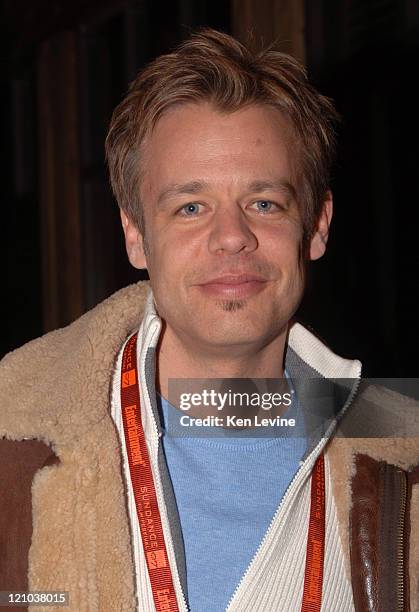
156, 322, 288, 399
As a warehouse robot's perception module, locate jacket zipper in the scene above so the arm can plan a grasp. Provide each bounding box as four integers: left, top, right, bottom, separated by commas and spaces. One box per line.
395, 468, 408, 612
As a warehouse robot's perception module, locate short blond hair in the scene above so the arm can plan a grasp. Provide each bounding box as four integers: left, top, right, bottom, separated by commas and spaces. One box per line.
106, 28, 339, 239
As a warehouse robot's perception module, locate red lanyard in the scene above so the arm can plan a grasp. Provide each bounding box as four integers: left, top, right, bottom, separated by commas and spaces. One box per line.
120, 332, 326, 612
301, 452, 326, 612
121, 333, 179, 612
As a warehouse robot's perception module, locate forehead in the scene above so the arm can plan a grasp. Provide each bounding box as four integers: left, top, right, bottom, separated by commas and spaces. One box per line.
141, 102, 297, 198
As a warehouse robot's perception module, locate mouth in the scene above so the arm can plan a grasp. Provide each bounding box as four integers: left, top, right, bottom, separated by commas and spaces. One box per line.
196, 274, 269, 299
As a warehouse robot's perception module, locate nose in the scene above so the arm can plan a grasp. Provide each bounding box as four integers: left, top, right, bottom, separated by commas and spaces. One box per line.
208, 205, 258, 255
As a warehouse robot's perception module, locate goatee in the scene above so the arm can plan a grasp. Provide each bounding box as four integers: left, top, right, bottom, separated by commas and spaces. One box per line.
216, 299, 246, 312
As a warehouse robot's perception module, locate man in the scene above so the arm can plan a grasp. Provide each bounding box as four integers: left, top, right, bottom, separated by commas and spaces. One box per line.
0, 28, 417, 612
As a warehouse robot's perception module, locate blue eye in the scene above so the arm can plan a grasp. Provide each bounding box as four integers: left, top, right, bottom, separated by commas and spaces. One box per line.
255, 200, 275, 213
181, 203, 200, 215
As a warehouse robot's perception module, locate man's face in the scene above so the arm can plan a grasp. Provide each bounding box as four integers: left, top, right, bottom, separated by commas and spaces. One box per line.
122, 102, 331, 354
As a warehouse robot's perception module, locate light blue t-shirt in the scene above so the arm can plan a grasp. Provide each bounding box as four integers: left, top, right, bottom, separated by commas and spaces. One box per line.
158, 376, 306, 611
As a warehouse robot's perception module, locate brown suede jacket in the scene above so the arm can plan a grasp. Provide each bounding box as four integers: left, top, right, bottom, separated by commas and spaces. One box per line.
0, 281, 418, 611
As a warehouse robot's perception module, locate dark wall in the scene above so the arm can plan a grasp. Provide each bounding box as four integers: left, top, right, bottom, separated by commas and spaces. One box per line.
301, 0, 419, 376
2, 10, 41, 352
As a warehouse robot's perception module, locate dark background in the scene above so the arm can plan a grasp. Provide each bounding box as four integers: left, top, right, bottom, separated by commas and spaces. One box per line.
2, 0, 418, 376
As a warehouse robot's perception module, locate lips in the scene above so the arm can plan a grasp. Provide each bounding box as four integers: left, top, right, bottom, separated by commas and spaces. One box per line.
200, 274, 266, 284
196, 273, 268, 299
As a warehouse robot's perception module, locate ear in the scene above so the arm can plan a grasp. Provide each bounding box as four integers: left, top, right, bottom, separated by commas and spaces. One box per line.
309, 191, 333, 261
120, 209, 147, 269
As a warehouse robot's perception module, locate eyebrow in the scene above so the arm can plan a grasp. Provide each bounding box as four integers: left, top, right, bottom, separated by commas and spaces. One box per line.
157, 178, 297, 206
246, 179, 297, 201
157, 180, 208, 206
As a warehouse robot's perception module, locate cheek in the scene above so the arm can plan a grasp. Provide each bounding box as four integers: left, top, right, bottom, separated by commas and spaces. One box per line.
152, 228, 203, 276
266, 222, 304, 266
267, 232, 305, 298
145, 233, 188, 298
